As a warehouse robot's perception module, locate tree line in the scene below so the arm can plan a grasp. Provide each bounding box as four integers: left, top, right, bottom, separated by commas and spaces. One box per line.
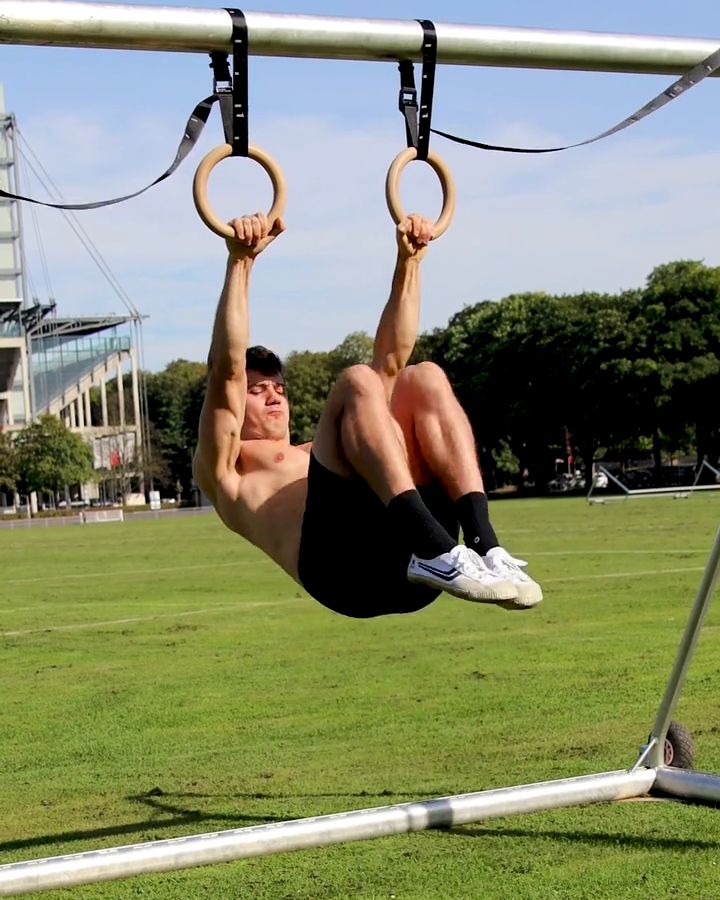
1, 258, 718, 504
412, 258, 720, 491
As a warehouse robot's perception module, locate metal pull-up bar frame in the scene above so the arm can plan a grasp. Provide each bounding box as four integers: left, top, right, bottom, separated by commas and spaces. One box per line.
1, 1, 720, 76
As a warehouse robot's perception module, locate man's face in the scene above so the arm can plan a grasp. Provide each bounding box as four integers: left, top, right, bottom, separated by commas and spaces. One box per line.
241, 370, 290, 441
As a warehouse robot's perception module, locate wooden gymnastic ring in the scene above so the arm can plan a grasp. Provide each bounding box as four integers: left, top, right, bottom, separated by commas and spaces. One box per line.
192, 144, 287, 239
385, 148, 456, 238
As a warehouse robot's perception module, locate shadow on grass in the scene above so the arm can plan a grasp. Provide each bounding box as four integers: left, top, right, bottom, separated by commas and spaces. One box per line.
0, 805, 288, 856
144, 789, 450, 802
0, 788, 448, 857
448, 824, 719, 851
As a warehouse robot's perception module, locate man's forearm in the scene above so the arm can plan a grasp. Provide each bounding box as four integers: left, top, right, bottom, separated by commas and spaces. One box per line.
208, 255, 253, 379
372, 255, 422, 376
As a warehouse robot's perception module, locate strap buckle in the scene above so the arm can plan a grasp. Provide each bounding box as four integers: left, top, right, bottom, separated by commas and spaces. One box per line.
398, 85, 418, 117
209, 51, 232, 95
398, 60, 419, 149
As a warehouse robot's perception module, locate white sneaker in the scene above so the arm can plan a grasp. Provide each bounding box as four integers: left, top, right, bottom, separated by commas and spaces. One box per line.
480, 546, 543, 609
407, 545, 519, 605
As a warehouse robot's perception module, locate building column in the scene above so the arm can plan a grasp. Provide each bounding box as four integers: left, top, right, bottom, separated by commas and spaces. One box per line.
69, 402, 76, 428
100, 378, 109, 426
84, 390, 92, 427
130, 350, 141, 428
130, 350, 144, 495
76, 395, 85, 428
117, 365, 125, 428
19, 343, 31, 423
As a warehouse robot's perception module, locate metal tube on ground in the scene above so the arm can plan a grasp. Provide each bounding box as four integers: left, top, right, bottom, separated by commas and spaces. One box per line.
653, 767, 720, 803
0, 769, 655, 896
620, 484, 720, 496
0, 2, 719, 75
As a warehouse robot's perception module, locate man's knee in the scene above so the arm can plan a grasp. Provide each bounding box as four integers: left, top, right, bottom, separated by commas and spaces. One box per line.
336, 364, 385, 401
394, 362, 453, 405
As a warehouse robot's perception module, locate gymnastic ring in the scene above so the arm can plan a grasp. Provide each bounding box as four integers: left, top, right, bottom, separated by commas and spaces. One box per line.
192, 144, 287, 239
385, 147, 456, 239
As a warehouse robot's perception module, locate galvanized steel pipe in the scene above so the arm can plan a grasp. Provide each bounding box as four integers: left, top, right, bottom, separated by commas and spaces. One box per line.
0, 769, 656, 895
0, 1, 719, 76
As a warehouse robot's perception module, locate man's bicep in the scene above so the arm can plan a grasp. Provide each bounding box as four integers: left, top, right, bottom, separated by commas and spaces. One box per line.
194, 377, 246, 485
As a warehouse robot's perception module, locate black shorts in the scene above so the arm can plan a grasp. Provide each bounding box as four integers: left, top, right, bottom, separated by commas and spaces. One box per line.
298, 453, 459, 618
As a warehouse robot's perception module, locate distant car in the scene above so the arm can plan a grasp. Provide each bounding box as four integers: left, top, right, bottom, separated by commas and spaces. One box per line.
548, 472, 586, 493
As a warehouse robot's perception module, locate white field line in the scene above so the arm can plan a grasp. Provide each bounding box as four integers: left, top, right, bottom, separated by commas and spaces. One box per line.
3, 559, 269, 587
0, 599, 298, 637
544, 565, 705, 584
526, 549, 708, 556
502, 524, 716, 535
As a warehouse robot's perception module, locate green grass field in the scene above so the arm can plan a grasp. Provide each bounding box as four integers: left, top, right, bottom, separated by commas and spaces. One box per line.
2, 495, 720, 899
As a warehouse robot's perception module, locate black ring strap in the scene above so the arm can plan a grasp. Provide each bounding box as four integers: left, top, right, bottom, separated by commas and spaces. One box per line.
0, 94, 217, 210
432, 44, 720, 154
397, 19, 437, 161
0, 8, 248, 210
225, 8, 249, 157
416, 20, 437, 161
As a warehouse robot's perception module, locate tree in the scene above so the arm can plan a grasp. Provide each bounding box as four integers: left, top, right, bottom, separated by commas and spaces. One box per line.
0, 430, 18, 496
414, 290, 636, 491
328, 331, 373, 375
284, 333, 374, 444
144, 360, 207, 499
14, 415, 95, 500
284, 350, 333, 444
626, 261, 720, 469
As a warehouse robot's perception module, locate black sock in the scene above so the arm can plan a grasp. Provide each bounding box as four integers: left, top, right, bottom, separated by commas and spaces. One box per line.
387, 490, 456, 559
454, 492, 499, 555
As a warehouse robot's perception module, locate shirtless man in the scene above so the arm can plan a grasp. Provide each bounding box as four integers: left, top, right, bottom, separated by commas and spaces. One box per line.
192, 212, 542, 618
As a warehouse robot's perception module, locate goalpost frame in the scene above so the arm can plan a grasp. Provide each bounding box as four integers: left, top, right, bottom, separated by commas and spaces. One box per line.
587, 460, 720, 504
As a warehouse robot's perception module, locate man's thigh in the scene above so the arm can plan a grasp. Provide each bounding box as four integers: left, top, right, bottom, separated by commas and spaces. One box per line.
311, 373, 410, 477
389, 371, 433, 485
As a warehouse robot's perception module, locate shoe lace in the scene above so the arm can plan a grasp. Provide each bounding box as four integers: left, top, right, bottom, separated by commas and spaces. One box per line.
483, 548, 530, 580
468, 547, 529, 581
455, 546, 504, 582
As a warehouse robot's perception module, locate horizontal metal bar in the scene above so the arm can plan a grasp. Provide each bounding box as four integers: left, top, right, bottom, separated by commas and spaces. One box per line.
653, 766, 720, 803
1, 2, 720, 75
622, 484, 720, 496
0, 769, 656, 896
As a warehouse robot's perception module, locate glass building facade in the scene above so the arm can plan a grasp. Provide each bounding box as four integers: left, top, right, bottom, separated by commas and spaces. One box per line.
30, 330, 132, 413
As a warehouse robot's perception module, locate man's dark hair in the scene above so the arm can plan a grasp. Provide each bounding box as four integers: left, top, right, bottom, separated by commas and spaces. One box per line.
246, 345, 283, 376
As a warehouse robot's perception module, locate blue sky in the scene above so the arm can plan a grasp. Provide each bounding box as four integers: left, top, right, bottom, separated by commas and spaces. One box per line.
2, 0, 720, 370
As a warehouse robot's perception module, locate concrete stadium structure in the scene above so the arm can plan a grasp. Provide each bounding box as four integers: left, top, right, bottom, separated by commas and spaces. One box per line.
0, 85, 145, 507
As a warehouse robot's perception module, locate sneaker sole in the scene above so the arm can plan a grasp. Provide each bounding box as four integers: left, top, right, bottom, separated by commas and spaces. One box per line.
497, 586, 543, 611
408, 571, 519, 604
